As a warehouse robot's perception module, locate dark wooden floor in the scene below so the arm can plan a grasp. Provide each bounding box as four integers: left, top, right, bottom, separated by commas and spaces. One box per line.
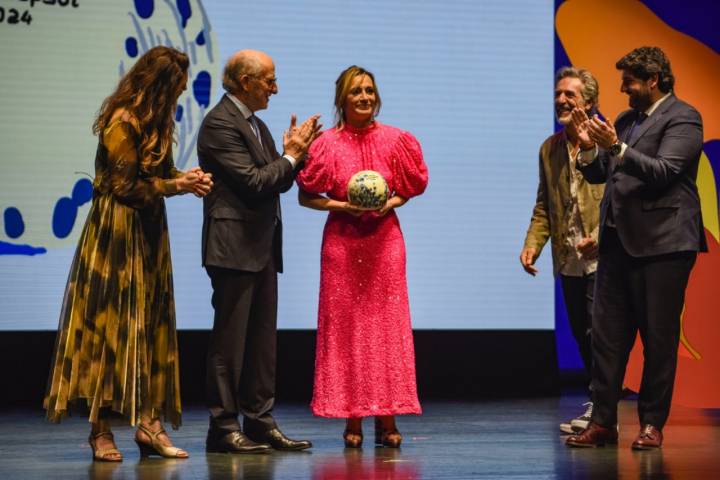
1, 394, 719, 479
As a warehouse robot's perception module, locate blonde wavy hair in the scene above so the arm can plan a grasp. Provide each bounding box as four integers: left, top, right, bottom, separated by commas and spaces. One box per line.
334, 65, 382, 129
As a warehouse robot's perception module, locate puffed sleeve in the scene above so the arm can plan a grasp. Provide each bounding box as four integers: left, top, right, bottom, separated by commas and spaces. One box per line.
104, 121, 179, 209
296, 131, 335, 194
391, 131, 428, 198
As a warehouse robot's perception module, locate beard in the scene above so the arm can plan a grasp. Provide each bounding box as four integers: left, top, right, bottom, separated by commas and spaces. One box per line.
556, 112, 572, 125
629, 90, 652, 111
555, 104, 592, 125
555, 104, 574, 125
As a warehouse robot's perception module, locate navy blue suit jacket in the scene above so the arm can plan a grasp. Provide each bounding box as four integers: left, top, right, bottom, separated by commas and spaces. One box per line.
578, 95, 707, 257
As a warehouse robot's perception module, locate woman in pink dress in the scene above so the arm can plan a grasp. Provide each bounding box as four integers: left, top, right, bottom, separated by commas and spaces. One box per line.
296, 66, 428, 448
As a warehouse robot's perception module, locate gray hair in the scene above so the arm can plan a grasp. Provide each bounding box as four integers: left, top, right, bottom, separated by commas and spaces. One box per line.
222, 52, 264, 94
555, 66, 599, 109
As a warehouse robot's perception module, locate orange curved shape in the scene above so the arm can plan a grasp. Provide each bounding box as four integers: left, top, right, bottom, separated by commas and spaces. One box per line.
556, 0, 720, 141
625, 231, 720, 408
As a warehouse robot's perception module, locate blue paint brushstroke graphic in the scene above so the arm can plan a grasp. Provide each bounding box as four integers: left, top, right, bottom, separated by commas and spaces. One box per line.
4, 207, 25, 239
193, 70, 211, 107
52, 197, 78, 239
0, 241, 46, 256
176, 0, 192, 28
135, 0, 155, 19
71, 179, 93, 205
125, 37, 139, 57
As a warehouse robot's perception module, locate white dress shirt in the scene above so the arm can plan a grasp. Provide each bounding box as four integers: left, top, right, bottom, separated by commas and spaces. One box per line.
226, 93, 297, 168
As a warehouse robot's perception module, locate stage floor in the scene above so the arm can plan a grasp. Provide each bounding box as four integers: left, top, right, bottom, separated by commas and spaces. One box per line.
1, 394, 719, 479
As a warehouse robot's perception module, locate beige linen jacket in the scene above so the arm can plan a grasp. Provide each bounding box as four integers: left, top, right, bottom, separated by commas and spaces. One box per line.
523, 130, 605, 275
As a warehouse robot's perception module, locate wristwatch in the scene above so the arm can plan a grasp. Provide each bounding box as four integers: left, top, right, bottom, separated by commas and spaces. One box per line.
608, 142, 623, 156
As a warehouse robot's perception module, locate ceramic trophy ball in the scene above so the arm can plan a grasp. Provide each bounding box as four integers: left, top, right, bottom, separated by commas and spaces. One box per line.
347, 170, 389, 210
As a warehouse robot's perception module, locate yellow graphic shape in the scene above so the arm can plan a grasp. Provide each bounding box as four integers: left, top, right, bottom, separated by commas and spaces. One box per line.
697, 151, 719, 242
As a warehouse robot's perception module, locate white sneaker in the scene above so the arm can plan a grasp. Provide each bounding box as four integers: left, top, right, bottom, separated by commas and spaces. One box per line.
559, 422, 574, 434
569, 402, 594, 433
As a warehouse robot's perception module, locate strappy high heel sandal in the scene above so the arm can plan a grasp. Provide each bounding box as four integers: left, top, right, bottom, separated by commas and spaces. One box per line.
89, 431, 123, 462
343, 418, 363, 448
374, 417, 402, 448
343, 429, 364, 448
135, 424, 189, 458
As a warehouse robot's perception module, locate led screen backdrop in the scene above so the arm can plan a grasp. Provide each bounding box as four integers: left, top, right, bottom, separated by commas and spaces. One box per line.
0, 0, 555, 330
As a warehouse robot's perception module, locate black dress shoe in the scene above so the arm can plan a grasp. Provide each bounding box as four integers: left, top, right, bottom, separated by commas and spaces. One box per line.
206, 430, 272, 454
247, 427, 312, 451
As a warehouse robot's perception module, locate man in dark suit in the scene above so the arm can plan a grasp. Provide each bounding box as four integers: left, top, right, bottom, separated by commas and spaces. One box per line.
565, 46, 706, 449
198, 50, 320, 453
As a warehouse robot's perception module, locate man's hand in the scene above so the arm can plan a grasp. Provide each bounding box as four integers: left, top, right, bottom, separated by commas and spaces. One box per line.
283, 114, 322, 161
576, 237, 599, 260
520, 247, 539, 276
571, 107, 595, 151
586, 114, 618, 150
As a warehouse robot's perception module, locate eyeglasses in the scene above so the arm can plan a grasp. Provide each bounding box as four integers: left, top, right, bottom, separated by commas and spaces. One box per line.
250, 75, 277, 88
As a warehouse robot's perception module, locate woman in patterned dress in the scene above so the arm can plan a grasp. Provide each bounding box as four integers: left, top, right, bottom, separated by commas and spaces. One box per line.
297, 66, 428, 448
44, 46, 212, 461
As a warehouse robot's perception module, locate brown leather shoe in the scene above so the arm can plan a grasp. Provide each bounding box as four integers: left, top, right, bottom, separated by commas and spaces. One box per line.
566, 422, 618, 448
631, 424, 663, 450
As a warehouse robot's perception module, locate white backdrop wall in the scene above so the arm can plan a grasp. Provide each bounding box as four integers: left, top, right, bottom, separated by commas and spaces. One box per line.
0, 0, 554, 330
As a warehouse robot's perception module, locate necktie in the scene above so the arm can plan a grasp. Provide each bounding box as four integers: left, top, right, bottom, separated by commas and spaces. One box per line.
626, 111, 648, 144
249, 114, 263, 147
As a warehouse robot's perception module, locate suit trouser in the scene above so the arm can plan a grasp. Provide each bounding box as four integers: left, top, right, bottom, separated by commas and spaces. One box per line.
205, 263, 278, 435
559, 273, 595, 388
591, 227, 696, 429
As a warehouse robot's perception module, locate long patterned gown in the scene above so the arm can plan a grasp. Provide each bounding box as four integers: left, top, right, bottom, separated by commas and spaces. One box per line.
44, 120, 184, 427
297, 122, 428, 418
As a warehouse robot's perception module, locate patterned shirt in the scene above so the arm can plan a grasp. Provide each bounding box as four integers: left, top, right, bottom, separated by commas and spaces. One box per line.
559, 140, 598, 276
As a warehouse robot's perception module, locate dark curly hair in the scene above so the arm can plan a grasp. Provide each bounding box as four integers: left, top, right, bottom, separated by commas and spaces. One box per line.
615, 46, 674, 94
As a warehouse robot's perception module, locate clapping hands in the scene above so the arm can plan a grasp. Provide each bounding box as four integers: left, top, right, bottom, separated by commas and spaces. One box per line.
571, 108, 618, 150
283, 114, 322, 161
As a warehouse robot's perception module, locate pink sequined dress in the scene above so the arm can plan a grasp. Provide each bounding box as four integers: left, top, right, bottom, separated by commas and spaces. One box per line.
297, 122, 428, 418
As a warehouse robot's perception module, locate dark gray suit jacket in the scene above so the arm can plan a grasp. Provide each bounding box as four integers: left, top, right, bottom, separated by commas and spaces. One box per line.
198, 95, 295, 272
578, 94, 707, 256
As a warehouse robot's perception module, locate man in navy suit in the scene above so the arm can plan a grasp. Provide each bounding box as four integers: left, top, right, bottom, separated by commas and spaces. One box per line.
565, 46, 706, 449
198, 50, 320, 453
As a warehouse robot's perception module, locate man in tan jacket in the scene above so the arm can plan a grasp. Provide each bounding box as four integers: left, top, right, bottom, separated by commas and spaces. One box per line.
521, 67, 604, 434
